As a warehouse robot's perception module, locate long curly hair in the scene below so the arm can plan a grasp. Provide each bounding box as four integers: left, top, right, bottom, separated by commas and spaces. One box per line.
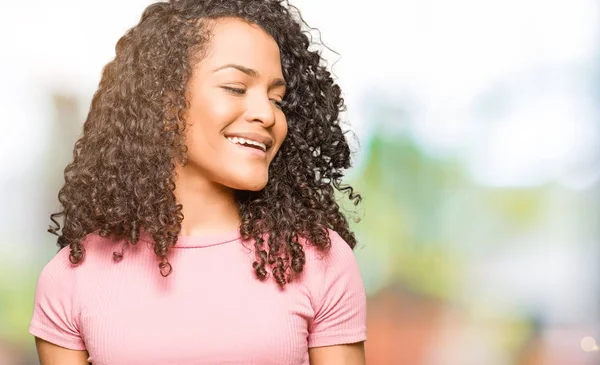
50, 0, 361, 287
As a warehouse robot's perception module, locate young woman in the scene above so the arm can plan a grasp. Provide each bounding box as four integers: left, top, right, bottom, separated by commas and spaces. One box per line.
30, 1, 366, 364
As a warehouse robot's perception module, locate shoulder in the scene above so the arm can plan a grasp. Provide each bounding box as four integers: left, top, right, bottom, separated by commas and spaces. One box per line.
39, 233, 126, 279
300, 229, 364, 291
30, 239, 106, 351
301, 230, 368, 347
302, 229, 359, 269
37, 245, 77, 286
80, 232, 126, 258
36, 236, 90, 284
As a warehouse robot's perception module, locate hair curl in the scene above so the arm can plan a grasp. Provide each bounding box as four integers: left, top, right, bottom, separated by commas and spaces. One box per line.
50, 0, 361, 287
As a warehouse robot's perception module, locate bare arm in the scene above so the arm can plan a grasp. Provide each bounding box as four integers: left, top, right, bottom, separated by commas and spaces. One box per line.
35, 337, 90, 365
309, 342, 366, 365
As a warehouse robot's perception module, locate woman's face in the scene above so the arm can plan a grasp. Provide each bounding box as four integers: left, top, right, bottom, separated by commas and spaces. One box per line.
181, 17, 288, 191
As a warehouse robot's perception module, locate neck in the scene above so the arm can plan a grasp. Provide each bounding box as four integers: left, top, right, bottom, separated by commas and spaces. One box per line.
174, 165, 241, 237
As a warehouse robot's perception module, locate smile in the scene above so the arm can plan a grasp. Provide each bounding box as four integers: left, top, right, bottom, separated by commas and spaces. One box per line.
225, 136, 268, 152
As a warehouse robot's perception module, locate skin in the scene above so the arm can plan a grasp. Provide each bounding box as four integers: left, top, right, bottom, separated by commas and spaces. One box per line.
35, 337, 89, 365
36, 17, 364, 365
309, 342, 366, 365
173, 17, 288, 237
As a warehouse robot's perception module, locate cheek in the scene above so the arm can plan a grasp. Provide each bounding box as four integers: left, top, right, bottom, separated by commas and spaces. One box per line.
270, 117, 288, 157
208, 97, 243, 123
277, 115, 288, 140
184, 95, 243, 152
187, 87, 242, 129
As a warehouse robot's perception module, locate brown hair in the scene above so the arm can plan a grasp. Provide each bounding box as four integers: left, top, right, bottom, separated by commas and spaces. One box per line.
50, 0, 361, 287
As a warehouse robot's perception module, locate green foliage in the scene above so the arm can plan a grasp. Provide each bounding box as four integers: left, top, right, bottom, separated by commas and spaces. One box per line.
347, 128, 546, 300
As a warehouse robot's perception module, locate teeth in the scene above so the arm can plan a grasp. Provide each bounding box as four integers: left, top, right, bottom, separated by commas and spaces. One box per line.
226, 137, 267, 152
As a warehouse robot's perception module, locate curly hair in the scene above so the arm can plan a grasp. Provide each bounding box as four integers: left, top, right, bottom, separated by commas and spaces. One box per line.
49, 0, 361, 287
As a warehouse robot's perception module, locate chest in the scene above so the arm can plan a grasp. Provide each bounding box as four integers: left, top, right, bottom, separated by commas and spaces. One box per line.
79, 257, 314, 365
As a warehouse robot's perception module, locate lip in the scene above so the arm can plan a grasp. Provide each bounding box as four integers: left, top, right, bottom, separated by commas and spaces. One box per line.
228, 142, 268, 158
224, 132, 274, 150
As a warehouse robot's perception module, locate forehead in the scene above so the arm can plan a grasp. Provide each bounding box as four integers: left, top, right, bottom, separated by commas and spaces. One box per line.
199, 18, 283, 77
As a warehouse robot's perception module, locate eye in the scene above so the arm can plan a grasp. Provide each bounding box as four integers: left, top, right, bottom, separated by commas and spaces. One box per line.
222, 86, 246, 95
271, 99, 283, 109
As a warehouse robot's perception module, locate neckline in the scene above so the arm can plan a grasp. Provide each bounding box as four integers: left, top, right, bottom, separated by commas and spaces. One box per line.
175, 229, 242, 248
139, 229, 242, 248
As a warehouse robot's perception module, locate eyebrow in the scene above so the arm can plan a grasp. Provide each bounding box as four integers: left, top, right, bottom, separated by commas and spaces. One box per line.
213, 63, 286, 89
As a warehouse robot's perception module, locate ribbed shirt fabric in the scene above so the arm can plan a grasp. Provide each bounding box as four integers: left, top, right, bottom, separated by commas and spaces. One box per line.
29, 229, 367, 365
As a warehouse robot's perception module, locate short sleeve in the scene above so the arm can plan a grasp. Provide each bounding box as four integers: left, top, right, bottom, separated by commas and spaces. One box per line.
29, 248, 86, 350
307, 230, 367, 348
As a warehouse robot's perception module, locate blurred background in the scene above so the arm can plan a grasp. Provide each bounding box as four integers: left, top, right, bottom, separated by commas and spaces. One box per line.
1, 0, 599, 364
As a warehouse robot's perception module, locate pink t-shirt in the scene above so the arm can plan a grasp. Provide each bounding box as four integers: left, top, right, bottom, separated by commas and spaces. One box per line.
29, 229, 366, 365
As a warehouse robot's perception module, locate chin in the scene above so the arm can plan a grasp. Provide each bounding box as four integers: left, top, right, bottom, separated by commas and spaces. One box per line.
227, 174, 269, 192
243, 183, 267, 192
240, 179, 268, 191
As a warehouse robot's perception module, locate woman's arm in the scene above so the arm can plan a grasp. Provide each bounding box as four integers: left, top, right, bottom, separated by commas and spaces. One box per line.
309, 342, 366, 365
35, 337, 90, 365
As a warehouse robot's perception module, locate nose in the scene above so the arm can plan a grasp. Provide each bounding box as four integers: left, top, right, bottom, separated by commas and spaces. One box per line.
244, 93, 276, 128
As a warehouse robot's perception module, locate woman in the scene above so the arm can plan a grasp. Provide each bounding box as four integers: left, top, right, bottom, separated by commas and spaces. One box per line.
30, 0, 366, 364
